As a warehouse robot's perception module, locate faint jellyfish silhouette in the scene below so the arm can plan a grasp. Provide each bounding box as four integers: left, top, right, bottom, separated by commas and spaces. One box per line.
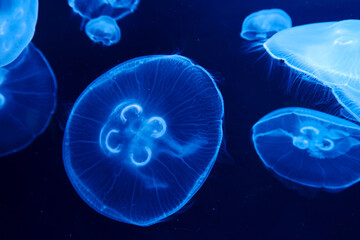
68, 0, 140, 20
240, 8, 292, 41
85, 15, 121, 46
63, 55, 224, 226
252, 107, 360, 191
68, 0, 139, 45
263, 20, 360, 122
0, 0, 38, 67
0, 43, 57, 157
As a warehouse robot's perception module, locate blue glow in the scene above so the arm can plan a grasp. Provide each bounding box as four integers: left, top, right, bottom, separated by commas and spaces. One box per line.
252, 107, 360, 191
68, 0, 140, 20
63, 55, 224, 226
0, 93, 5, 108
0, 0, 38, 67
241, 8, 291, 41
263, 20, 360, 122
0, 43, 57, 157
85, 16, 121, 46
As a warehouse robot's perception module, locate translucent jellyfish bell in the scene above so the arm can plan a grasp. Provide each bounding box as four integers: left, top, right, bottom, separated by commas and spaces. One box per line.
85, 16, 121, 46
0, 43, 57, 157
240, 8, 292, 41
68, 0, 140, 20
252, 107, 360, 191
263, 20, 360, 121
63, 55, 224, 226
0, 0, 38, 67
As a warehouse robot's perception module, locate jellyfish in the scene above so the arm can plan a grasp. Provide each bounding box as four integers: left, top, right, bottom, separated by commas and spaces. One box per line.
62, 55, 224, 226
0, 0, 38, 67
252, 107, 360, 191
68, 0, 139, 45
85, 15, 121, 46
68, 0, 140, 20
262, 19, 360, 122
240, 8, 292, 41
0, 43, 57, 157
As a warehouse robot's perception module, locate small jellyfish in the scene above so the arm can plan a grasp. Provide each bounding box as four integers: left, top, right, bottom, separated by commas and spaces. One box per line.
63, 55, 224, 226
263, 20, 360, 122
0, 0, 38, 67
68, 0, 140, 20
85, 16, 121, 46
0, 43, 57, 157
240, 8, 292, 41
252, 107, 360, 191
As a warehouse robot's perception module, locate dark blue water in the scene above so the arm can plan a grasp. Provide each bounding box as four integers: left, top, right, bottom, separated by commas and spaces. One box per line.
1, 0, 360, 239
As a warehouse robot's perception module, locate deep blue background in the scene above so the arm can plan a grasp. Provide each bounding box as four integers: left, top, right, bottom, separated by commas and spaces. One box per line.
1, 0, 360, 239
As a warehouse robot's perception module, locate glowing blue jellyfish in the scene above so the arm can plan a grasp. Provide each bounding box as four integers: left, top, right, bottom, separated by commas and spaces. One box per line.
68, 0, 140, 20
63, 55, 224, 226
240, 8, 291, 41
0, 43, 57, 157
252, 107, 360, 191
0, 0, 38, 67
263, 20, 360, 122
85, 16, 121, 46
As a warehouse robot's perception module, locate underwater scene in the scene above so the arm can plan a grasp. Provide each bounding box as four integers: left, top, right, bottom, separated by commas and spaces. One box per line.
1, 0, 360, 239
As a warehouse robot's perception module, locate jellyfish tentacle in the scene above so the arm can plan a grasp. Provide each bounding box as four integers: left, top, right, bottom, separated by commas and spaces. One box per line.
145, 116, 167, 139
104, 129, 122, 154
120, 103, 143, 123
130, 145, 152, 167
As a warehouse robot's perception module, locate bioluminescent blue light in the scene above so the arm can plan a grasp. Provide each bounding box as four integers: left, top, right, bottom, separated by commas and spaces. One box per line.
252, 107, 360, 191
68, 0, 140, 20
0, 0, 38, 67
240, 8, 291, 41
0, 43, 57, 157
263, 20, 360, 122
63, 55, 224, 226
85, 16, 121, 46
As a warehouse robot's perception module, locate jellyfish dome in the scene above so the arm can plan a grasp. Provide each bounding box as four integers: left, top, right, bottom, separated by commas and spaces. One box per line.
63, 55, 224, 226
85, 15, 121, 46
240, 8, 292, 41
0, 43, 57, 157
0, 0, 38, 67
263, 19, 360, 122
68, 0, 140, 20
252, 107, 360, 191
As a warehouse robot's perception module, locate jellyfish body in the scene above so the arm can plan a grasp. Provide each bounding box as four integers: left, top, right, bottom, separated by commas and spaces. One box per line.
252, 107, 360, 191
240, 8, 292, 41
63, 55, 224, 226
0, 43, 57, 157
85, 16, 121, 46
68, 0, 140, 20
263, 20, 360, 121
0, 0, 38, 67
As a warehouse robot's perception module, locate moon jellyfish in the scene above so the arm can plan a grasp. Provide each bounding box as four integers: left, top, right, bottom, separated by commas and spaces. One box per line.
63, 55, 224, 226
68, 0, 140, 20
0, 0, 38, 67
85, 16, 121, 46
252, 107, 360, 191
0, 43, 57, 157
263, 20, 360, 122
240, 8, 292, 41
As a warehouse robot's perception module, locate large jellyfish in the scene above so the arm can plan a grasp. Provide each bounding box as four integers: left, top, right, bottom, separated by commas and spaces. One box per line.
240, 8, 292, 41
263, 19, 360, 122
0, 43, 57, 157
63, 55, 224, 226
85, 15, 121, 46
68, 0, 139, 46
0, 0, 38, 67
252, 107, 360, 191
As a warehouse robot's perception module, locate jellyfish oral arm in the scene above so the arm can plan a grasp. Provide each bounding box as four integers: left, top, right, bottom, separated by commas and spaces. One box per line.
100, 102, 168, 167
